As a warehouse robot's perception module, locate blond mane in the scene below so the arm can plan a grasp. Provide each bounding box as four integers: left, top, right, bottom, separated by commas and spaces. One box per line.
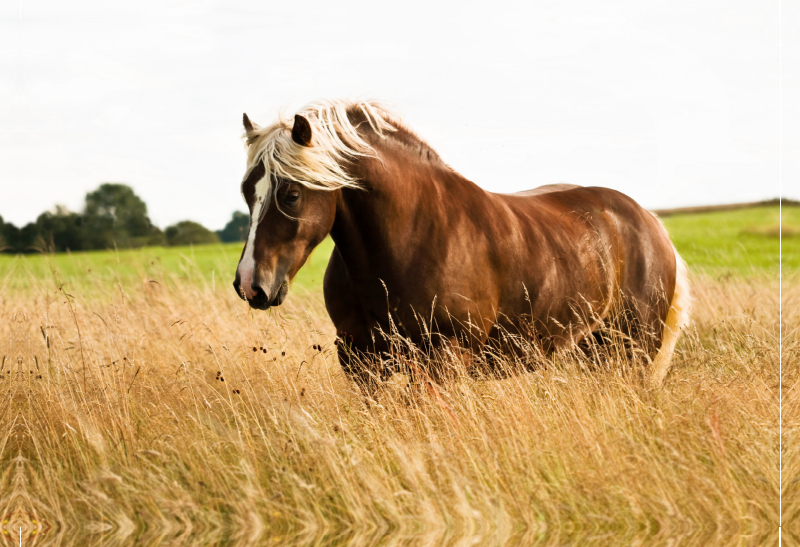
242, 99, 397, 212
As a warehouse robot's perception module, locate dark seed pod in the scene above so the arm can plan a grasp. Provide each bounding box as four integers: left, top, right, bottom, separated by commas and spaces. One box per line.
253, 347, 257, 352
281, 351, 286, 356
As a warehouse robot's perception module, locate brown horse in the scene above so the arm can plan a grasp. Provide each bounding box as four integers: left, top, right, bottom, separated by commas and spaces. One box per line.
233, 100, 691, 387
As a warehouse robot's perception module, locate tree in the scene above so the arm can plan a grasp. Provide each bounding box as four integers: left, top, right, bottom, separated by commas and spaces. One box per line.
0, 215, 8, 251
1, 183, 232, 253
34, 205, 88, 252
0, 205, 95, 253
1, 222, 40, 253
83, 183, 157, 246
217, 211, 249, 242
165, 221, 220, 246
77, 211, 116, 250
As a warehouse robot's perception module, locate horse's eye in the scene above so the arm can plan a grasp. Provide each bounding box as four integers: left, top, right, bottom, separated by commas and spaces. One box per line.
284, 191, 300, 205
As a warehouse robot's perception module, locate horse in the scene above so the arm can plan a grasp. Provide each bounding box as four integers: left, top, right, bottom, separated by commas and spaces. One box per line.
232, 99, 691, 388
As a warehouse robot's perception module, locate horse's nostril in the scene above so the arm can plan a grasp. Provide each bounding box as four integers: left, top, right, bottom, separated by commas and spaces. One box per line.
251, 285, 266, 300
245, 284, 272, 309
233, 279, 245, 300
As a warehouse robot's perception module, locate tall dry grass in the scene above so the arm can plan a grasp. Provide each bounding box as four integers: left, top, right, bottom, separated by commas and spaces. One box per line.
0, 260, 788, 546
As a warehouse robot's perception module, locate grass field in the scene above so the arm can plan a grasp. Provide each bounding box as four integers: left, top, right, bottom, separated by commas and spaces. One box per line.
661, 204, 798, 275
0, 237, 336, 299
0, 205, 794, 546
0, 204, 794, 296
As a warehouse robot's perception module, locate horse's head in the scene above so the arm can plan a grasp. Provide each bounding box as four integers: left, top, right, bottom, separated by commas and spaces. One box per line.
233, 113, 338, 309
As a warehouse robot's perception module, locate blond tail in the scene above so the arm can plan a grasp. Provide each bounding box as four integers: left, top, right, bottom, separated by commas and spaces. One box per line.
650, 247, 692, 387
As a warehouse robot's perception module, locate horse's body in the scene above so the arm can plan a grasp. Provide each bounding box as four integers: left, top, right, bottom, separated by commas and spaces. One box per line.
234, 100, 690, 387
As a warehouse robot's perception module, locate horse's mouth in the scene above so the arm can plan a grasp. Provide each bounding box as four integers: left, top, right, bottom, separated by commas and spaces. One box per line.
248, 282, 289, 310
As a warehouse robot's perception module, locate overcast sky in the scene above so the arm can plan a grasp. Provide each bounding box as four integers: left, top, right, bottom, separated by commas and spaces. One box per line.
1, 0, 795, 230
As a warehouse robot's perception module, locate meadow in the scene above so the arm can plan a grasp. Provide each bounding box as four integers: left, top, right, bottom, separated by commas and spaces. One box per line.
0, 204, 794, 546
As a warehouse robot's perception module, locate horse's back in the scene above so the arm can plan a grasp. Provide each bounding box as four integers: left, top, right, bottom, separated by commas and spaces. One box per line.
496, 185, 677, 353
510, 183, 581, 197
514, 185, 676, 294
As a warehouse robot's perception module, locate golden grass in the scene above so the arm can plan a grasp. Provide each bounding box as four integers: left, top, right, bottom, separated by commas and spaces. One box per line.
0, 264, 790, 546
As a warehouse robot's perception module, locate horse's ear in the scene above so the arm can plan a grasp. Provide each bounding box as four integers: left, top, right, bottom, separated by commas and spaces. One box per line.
243, 113, 259, 133
292, 114, 312, 147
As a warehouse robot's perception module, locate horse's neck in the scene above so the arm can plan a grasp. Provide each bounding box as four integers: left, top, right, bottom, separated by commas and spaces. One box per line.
330, 135, 483, 279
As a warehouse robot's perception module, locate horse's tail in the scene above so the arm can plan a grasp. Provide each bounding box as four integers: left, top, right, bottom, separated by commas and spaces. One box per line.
650, 244, 692, 387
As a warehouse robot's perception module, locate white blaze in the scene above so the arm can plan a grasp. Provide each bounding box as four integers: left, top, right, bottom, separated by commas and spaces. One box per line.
237, 171, 271, 299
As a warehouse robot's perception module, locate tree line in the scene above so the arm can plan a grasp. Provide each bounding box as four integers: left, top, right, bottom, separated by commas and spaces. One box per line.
0, 183, 249, 253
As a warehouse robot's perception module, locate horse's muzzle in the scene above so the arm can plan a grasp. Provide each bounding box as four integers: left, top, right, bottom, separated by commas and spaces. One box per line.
232, 279, 288, 310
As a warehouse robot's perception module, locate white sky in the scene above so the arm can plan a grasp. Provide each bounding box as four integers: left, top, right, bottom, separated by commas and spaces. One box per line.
1, 0, 795, 230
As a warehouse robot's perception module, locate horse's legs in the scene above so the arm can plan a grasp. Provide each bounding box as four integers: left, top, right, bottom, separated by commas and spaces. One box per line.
335, 337, 397, 400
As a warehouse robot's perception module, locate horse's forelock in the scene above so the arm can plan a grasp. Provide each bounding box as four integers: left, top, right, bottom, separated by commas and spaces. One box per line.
242, 100, 397, 214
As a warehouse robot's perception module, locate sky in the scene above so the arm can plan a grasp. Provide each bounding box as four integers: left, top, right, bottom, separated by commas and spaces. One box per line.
1, 0, 795, 231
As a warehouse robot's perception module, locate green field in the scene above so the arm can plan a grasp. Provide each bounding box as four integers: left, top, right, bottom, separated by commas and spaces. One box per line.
0, 205, 793, 298
0, 235, 335, 297
661, 204, 797, 275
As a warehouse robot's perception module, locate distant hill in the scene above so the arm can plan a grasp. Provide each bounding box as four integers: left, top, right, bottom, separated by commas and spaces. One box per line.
652, 198, 797, 217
